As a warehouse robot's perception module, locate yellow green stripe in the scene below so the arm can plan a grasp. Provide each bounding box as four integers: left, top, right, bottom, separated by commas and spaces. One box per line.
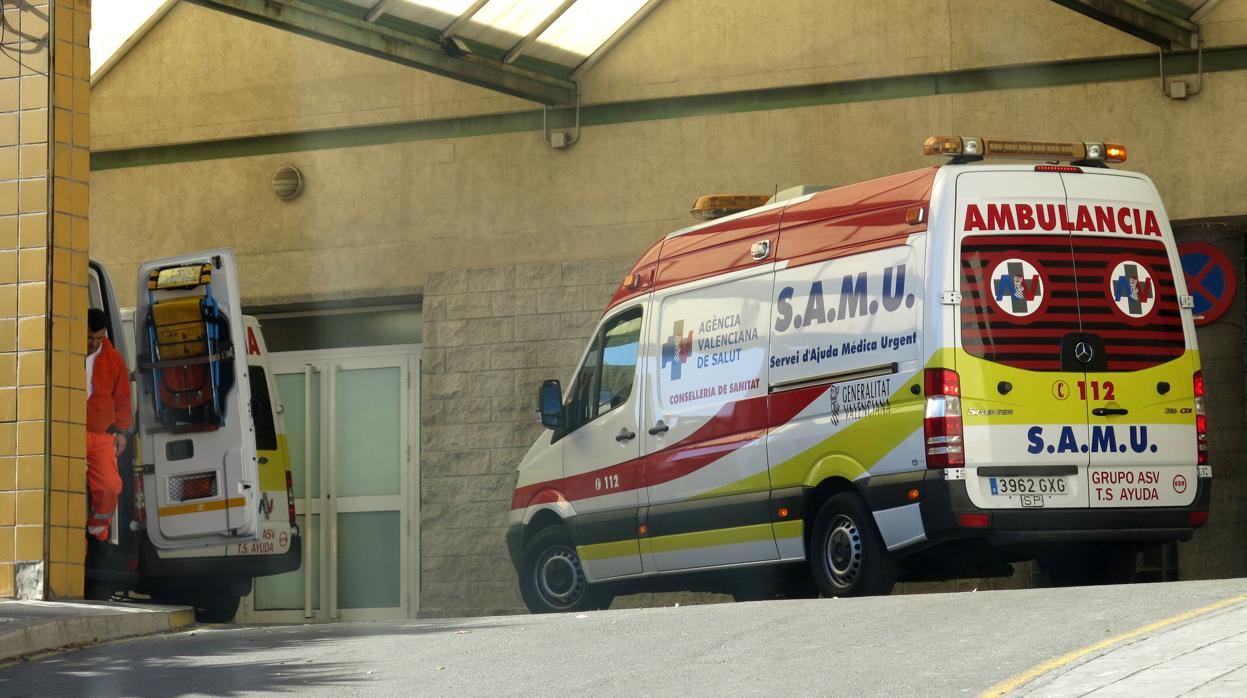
577, 539, 641, 562
647, 523, 774, 554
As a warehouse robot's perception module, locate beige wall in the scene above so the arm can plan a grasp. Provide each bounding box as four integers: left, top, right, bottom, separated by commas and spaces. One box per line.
94, 73, 1247, 308
89, 2, 1247, 308
90, 2, 530, 151
92, 0, 1247, 150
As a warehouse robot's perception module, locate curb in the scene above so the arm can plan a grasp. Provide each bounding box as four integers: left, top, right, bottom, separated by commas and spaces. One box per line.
0, 604, 195, 664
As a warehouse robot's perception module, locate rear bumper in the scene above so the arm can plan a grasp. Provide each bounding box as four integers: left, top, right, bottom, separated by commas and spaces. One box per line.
139, 534, 303, 580
862, 470, 1211, 553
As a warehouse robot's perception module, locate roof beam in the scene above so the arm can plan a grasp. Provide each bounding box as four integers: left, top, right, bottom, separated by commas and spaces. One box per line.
365, 0, 400, 23
504, 0, 578, 65
191, 0, 577, 105
439, 0, 490, 40
1050, 0, 1199, 49
571, 0, 665, 81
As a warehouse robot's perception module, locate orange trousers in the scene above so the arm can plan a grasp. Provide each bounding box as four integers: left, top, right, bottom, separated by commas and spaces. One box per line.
86, 432, 122, 541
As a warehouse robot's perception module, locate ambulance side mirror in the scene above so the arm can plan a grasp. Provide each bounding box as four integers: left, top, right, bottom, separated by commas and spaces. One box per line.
538, 379, 565, 430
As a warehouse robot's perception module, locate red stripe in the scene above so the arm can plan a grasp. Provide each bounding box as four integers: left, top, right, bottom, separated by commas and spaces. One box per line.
510, 387, 825, 511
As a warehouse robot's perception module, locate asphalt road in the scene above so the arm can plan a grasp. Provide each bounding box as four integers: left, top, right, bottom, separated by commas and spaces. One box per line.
3, 578, 1245, 697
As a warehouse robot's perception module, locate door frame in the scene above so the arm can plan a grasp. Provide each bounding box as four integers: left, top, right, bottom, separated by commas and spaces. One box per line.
239, 343, 421, 622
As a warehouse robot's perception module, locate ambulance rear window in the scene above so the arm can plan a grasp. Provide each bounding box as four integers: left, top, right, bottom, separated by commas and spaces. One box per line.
960, 235, 1184, 371
249, 368, 279, 451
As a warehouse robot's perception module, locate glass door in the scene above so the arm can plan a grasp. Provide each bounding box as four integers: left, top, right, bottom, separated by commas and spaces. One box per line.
242, 347, 419, 622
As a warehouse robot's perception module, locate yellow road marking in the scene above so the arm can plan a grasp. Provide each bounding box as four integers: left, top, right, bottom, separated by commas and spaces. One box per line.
980, 592, 1247, 697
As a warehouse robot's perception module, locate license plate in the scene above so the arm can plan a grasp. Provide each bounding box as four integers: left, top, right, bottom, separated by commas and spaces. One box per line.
989, 476, 1068, 496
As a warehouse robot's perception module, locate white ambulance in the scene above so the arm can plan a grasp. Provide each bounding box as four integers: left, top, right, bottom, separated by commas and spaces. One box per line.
87, 249, 300, 622
507, 137, 1211, 613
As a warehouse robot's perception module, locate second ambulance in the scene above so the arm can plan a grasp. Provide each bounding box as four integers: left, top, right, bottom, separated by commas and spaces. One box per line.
507, 136, 1211, 612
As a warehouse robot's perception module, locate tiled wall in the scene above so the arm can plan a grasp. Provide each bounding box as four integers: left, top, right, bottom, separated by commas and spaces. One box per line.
0, 0, 90, 600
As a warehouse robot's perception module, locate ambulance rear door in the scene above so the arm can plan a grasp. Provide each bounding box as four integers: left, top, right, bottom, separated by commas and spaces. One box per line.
135, 250, 261, 548
1061, 171, 1198, 509
954, 169, 1091, 509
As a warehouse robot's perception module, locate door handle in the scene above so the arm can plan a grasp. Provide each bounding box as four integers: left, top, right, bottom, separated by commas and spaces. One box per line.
616, 428, 637, 443
257, 456, 269, 464
648, 420, 669, 436
1092, 407, 1129, 416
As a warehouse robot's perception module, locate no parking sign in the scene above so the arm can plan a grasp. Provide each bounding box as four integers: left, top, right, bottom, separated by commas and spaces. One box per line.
1179, 242, 1238, 327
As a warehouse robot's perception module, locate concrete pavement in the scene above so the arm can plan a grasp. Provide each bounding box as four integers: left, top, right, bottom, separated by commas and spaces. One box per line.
1, 580, 1245, 696
1000, 592, 1247, 697
0, 600, 194, 665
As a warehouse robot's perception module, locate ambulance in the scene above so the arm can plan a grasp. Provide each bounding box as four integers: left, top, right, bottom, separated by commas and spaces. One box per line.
86, 249, 300, 622
507, 137, 1211, 613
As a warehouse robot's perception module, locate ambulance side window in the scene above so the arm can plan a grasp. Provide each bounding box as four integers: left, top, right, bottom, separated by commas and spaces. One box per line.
566, 307, 642, 432
248, 368, 278, 451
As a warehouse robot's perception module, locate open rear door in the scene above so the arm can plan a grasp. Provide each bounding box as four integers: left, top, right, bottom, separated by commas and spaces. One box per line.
135, 249, 260, 548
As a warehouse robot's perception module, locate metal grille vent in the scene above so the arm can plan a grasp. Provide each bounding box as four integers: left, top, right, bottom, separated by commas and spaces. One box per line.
168, 472, 219, 502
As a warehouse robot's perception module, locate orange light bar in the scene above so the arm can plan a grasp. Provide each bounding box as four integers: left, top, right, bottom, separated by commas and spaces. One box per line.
690, 194, 771, 221
923, 136, 1128, 164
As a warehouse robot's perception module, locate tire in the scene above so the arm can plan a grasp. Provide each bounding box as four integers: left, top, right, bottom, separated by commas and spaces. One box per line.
193, 588, 242, 623
809, 493, 897, 597
1044, 545, 1136, 587
518, 526, 608, 614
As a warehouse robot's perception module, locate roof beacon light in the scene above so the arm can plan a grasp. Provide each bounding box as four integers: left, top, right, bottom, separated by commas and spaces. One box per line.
690, 194, 771, 221
923, 136, 1128, 164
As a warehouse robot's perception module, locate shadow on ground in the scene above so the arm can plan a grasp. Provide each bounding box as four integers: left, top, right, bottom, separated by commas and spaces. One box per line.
0, 617, 514, 697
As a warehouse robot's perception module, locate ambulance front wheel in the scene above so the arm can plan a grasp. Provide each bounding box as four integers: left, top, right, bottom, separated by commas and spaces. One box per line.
519, 526, 612, 614
810, 493, 897, 597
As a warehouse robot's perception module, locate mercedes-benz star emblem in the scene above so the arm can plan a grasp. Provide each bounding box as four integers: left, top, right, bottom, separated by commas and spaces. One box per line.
1074, 341, 1095, 364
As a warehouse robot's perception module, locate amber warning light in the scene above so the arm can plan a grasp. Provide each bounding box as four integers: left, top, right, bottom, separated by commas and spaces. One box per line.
690, 194, 771, 221
923, 136, 1126, 164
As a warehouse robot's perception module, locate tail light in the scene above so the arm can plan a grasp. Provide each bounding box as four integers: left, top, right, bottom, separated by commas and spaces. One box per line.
133, 470, 147, 523
924, 368, 964, 468
1194, 371, 1207, 465
1188, 511, 1209, 527
285, 471, 297, 528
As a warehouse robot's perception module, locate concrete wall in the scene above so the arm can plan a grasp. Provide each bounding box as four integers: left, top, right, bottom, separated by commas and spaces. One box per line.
418, 259, 628, 616
1174, 225, 1247, 579
89, 1, 1247, 308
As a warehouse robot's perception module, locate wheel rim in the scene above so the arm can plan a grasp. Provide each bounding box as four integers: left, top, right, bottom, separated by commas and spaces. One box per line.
534, 545, 586, 608
822, 514, 863, 590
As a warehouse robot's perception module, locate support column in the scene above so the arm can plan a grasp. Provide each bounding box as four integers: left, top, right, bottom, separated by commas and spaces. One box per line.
0, 0, 90, 600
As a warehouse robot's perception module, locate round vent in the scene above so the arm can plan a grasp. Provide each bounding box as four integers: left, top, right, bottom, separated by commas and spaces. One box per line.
272, 165, 304, 200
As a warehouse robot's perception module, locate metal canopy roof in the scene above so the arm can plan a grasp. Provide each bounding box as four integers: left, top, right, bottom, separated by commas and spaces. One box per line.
192, 0, 665, 105
1051, 0, 1220, 49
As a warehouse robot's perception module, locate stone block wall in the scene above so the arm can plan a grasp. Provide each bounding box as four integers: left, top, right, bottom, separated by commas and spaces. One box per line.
419, 257, 632, 617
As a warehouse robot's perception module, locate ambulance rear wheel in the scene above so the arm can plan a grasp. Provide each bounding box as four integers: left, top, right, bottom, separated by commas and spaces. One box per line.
519, 526, 609, 614
810, 493, 897, 597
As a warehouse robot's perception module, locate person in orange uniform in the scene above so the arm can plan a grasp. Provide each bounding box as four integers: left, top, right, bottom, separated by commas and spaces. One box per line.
86, 308, 132, 541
